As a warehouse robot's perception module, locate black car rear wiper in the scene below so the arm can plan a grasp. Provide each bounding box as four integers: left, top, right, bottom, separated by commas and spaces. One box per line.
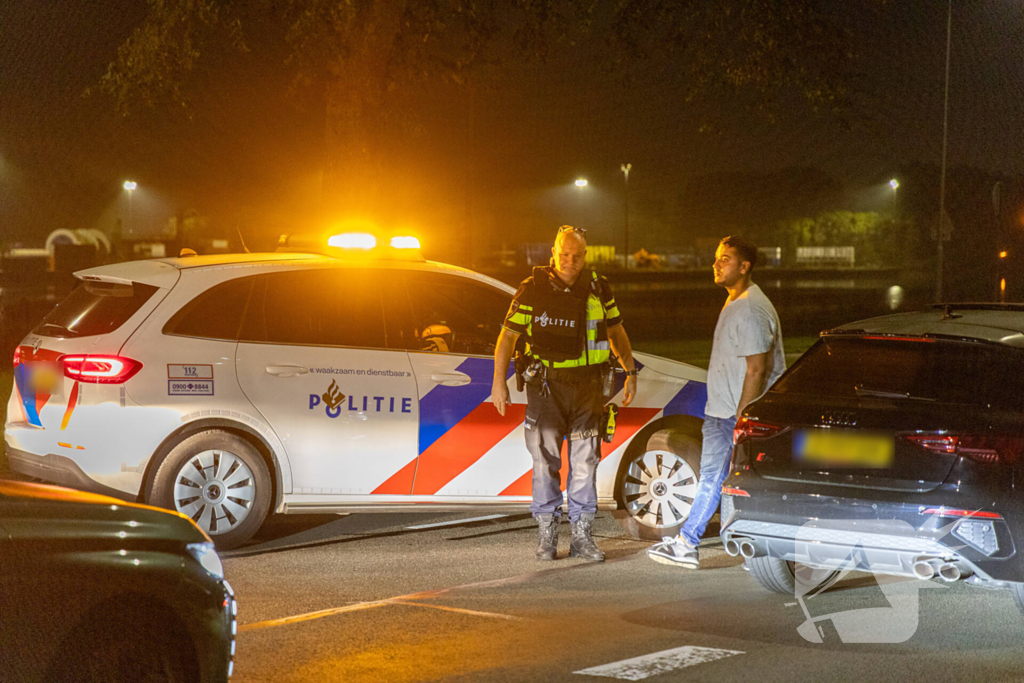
854, 384, 936, 402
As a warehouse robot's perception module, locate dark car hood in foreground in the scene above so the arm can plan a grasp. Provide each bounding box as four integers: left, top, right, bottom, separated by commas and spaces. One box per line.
0, 479, 208, 544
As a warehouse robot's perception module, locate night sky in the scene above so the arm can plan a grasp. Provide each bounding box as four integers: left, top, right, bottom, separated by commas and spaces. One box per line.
1, 1, 1022, 258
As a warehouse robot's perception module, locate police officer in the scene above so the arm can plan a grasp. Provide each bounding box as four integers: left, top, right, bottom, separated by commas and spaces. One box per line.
492, 226, 638, 562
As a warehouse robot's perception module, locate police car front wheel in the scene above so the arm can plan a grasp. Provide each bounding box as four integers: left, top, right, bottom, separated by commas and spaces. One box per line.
151, 430, 272, 550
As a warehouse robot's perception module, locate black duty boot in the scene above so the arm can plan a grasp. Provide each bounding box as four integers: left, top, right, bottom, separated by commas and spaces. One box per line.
569, 514, 605, 562
535, 514, 559, 561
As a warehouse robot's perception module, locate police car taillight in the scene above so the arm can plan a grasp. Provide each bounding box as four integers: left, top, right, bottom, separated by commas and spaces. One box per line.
60, 355, 143, 384
327, 233, 376, 249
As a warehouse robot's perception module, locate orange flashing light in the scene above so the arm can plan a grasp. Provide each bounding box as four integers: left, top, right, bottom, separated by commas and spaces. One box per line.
327, 233, 377, 250
389, 236, 421, 250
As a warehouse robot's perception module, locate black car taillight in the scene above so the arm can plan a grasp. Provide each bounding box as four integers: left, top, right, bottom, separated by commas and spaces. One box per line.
905, 434, 1024, 465
721, 486, 750, 497
60, 355, 144, 384
734, 417, 785, 445
958, 436, 1024, 465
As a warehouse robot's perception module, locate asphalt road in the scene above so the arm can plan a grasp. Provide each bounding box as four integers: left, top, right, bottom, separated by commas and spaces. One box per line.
223, 512, 1024, 683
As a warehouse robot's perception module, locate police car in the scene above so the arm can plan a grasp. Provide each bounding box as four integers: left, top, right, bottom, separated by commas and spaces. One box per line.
5, 233, 709, 548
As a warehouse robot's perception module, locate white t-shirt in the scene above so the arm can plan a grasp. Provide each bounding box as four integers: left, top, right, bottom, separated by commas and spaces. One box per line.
705, 284, 786, 419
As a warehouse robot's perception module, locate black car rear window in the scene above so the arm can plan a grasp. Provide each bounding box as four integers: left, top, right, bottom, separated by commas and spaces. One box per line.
772, 337, 1024, 410
32, 281, 158, 339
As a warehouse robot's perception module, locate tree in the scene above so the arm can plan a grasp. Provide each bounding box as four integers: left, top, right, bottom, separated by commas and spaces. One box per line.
97, 0, 865, 219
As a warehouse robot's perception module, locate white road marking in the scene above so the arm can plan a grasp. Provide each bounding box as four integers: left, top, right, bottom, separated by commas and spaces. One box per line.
574, 646, 744, 680
388, 600, 525, 621
239, 548, 644, 633
405, 514, 509, 529
240, 600, 393, 631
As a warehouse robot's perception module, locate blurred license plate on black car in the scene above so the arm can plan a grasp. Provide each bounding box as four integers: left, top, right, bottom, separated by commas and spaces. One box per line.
793, 429, 894, 468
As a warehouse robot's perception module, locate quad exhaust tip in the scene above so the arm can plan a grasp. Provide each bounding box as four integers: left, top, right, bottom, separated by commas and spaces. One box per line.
938, 562, 973, 582
914, 559, 973, 582
724, 539, 740, 557
912, 559, 941, 580
739, 540, 764, 559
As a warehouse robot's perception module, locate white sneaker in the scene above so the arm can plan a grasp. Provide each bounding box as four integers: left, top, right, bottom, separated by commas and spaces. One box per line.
647, 536, 699, 568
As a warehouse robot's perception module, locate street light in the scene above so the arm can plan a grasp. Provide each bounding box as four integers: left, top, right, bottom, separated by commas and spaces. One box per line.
889, 178, 899, 212
574, 178, 588, 188
123, 180, 137, 236
621, 163, 631, 268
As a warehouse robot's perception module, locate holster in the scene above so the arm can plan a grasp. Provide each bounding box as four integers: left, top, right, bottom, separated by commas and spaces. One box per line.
514, 354, 526, 393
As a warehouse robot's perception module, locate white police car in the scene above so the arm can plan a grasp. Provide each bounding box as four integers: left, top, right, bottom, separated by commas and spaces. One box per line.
5, 233, 708, 547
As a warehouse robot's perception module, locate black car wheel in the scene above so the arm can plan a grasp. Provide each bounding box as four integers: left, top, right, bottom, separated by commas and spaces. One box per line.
151, 429, 272, 549
615, 426, 702, 541
1011, 582, 1024, 616
745, 556, 842, 596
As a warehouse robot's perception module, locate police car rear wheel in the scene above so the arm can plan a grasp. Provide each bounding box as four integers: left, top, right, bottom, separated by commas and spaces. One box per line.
616, 430, 702, 541
151, 430, 271, 550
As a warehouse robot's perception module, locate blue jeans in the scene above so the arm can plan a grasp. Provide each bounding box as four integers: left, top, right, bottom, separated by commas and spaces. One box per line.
679, 415, 737, 547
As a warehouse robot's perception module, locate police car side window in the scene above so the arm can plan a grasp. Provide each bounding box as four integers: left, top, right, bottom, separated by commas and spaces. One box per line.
163, 276, 255, 341
240, 269, 387, 349
399, 273, 511, 356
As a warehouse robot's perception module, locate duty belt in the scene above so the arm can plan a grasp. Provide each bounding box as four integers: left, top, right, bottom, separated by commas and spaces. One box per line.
543, 363, 608, 383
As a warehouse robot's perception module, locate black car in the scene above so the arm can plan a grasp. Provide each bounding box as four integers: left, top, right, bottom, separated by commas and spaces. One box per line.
720, 304, 1024, 615
0, 479, 236, 682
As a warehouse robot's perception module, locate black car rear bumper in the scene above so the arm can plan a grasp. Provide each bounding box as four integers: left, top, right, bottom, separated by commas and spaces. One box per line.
719, 484, 1022, 584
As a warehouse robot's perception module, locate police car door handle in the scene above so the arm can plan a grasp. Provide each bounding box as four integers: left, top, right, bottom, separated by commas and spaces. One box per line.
266, 364, 309, 378
430, 372, 471, 387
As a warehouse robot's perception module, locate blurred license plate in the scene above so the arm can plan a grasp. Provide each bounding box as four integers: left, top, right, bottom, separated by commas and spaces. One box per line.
793, 429, 894, 468
29, 365, 61, 393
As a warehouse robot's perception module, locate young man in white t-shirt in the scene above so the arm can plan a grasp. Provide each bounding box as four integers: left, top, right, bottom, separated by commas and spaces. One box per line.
648, 236, 785, 568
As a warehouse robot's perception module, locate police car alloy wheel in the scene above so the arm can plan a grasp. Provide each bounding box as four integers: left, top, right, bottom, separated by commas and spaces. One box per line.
151, 430, 272, 550
618, 444, 700, 540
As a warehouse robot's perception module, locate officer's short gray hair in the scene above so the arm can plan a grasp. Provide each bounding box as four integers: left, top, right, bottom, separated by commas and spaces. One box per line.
555, 226, 587, 248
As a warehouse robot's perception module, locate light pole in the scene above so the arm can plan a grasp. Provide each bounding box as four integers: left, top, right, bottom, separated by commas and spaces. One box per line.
936, 0, 952, 301
889, 178, 899, 212
123, 180, 137, 236
621, 163, 631, 268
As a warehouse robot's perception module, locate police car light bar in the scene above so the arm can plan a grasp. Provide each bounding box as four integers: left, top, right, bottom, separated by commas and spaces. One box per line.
328, 233, 376, 249
276, 231, 425, 261
389, 236, 420, 249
